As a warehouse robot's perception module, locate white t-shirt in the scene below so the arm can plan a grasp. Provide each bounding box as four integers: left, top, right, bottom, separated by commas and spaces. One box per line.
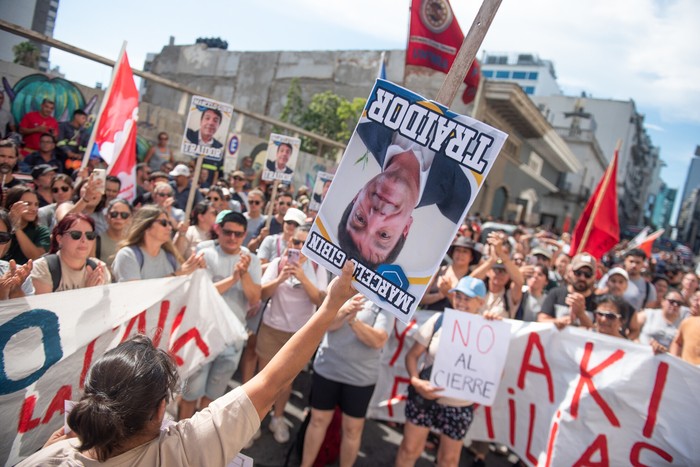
261, 257, 327, 333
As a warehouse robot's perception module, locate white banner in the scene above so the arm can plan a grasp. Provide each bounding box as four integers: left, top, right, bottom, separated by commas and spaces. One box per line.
368, 316, 700, 465
0, 271, 247, 466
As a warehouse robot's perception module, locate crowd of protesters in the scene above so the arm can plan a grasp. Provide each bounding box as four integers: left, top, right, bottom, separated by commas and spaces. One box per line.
3, 107, 700, 466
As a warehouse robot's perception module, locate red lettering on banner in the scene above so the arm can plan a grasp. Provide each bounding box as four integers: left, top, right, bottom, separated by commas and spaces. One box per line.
389, 320, 416, 366
17, 396, 41, 433
152, 300, 171, 347
517, 332, 554, 402
388, 376, 411, 417
508, 388, 516, 445
170, 329, 210, 366
42, 385, 71, 424
629, 441, 673, 466
543, 410, 561, 467
452, 320, 471, 346
484, 404, 495, 439
79, 338, 97, 389
570, 342, 624, 427
120, 310, 147, 342
572, 434, 609, 467
525, 403, 537, 465
643, 362, 669, 439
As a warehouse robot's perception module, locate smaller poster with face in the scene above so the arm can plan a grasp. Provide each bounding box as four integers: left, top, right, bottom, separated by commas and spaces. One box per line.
309, 171, 334, 212
181, 96, 234, 160
261, 133, 301, 183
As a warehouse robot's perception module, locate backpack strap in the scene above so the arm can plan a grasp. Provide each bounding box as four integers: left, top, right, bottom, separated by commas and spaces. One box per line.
128, 245, 178, 274
427, 314, 444, 349
46, 254, 61, 292
643, 281, 651, 308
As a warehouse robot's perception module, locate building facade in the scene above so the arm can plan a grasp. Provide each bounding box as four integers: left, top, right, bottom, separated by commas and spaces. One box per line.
0, 0, 58, 71
480, 52, 561, 97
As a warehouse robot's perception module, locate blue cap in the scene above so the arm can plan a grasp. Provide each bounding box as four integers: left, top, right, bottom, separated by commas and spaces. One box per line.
449, 276, 487, 298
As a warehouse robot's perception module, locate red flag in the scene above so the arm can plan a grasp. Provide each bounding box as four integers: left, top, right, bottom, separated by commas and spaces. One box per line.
406, 0, 480, 104
91, 50, 139, 200
638, 229, 664, 257
570, 149, 620, 260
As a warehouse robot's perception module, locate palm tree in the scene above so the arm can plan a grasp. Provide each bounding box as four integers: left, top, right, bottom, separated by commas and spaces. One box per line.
12, 41, 40, 68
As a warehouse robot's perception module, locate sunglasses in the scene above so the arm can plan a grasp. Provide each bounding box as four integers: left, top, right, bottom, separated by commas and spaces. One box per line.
155, 192, 171, 197
52, 186, 71, 193
291, 239, 304, 246
109, 211, 131, 219
0, 232, 11, 244
206, 197, 220, 202
278, 201, 292, 207
285, 220, 299, 227
249, 200, 262, 205
233, 176, 245, 181
666, 299, 683, 307
153, 219, 170, 227
221, 228, 246, 238
66, 230, 97, 241
595, 310, 621, 320
574, 269, 594, 279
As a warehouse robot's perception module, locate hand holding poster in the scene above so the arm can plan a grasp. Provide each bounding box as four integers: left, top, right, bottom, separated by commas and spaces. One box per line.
261, 133, 301, 183
302, 79, 507, 323
431, 308, 511, 405
181, 96, 234, 160
309, 171, 334, 212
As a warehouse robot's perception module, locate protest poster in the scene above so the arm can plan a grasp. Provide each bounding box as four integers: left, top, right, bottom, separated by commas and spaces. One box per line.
223, 132, 241, 174
261, 133, 301, 183
302, 79, 508, 323
430, 308, 511, 405
367, 318, 700, 465
0, 271, 246, 466
308, 171, 334, 212
181, 95, 234, 160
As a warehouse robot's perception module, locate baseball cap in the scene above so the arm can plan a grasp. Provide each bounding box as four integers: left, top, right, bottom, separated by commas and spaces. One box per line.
531, 247, 552, 260
31, 164, 57, 179
216, 210, 246, 226
571, 253, 596, 271
169, 164, 190, 178
231, 170, 245, 179
607, 267, 629, 281
283, 208, 306, 226
449, 276, 487, 298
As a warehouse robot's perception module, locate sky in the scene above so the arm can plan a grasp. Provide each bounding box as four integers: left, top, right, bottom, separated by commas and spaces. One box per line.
47, 0, 700, 220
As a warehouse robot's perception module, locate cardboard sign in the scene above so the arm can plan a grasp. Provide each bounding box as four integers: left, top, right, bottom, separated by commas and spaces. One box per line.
223, 132, 241, 174
430, 308, 511, 405
181, 95, 234, 160
302, 79, 507, 323
261, 133, 301, 183
309, 171, 334, 212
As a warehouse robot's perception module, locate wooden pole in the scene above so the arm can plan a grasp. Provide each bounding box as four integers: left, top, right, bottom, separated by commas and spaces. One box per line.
265, 182, 279, 229
434, 0, 502, 107
184, 155, 205, 221
576, 139, 622, 255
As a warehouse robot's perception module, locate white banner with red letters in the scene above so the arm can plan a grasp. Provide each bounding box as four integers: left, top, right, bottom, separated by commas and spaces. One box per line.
0, 270, 247, 466
368, 314, 700, 466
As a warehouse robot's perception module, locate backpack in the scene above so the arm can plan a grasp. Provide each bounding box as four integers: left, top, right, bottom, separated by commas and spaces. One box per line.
46, 254, 98, 292
128, 245, 178, 273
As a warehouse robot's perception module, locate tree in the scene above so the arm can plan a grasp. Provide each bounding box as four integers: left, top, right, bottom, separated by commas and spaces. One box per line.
12, 41, 40, 68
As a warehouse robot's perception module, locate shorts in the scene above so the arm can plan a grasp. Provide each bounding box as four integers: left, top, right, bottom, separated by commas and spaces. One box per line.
256, 322, 294, 363
405, 398, 474, 441
182, 342, 244, 401
310, 372, 376, 418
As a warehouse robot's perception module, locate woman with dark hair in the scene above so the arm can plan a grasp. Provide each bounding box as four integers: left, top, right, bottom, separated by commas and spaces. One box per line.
0, 209, 34, 299
38, 173, 74, 230
30, 212, 110, 294
56, 174, 107, 234
98, 199, 133, 268
205, 186, 229, 213
174, 200, 216, 257
516, 264, 550, 322
593, 294, 629, 339
3, 185, 50, 264
112, 205, 204, 281
20, 262, 358, 466
144, 131, 174, 172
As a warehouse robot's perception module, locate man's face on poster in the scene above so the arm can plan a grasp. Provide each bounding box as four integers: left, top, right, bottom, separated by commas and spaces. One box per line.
276, 144, 292, 169
200, 109, 221, 142
345, 169, 417, 266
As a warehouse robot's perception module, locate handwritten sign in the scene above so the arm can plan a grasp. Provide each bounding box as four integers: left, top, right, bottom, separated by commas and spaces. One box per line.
430, 309, 511, 405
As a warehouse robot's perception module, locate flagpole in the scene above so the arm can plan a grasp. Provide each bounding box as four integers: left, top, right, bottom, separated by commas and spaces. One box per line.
402, 1, 412, 86
80, 41, 128, 170
576, 139, 622, 255
434, 0, 502, 106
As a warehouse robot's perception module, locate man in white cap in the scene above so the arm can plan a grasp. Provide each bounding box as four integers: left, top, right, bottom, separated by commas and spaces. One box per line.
257, 208, 306, 266
170, 163, 203, 210
538, 253, 596, 329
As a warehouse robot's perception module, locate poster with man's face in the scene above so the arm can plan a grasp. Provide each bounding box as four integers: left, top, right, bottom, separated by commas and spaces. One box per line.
302, 79, 508, 323
309, 171, 334, 212
261, 133, 301, 183
181, 95, 234, 160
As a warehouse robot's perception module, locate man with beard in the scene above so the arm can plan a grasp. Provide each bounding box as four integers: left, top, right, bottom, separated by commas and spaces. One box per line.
19, 99, 59, 153
0, 139, 26, 195
538, 253, 596, 329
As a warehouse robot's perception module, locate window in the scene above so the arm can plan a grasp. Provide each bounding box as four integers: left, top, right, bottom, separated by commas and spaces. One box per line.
482, 70, 494, 78
523, 86, 535, 95
528, 152, 543, 175
528, 72, 539, 80
512, 71, 527, 79
496, 71, 510, 79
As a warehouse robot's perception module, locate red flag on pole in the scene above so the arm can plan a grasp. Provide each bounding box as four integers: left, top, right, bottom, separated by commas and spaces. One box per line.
406, 0, 480, 104
570, 148, 620, 260
85, 47, 139, 200
638, 229, 664, 257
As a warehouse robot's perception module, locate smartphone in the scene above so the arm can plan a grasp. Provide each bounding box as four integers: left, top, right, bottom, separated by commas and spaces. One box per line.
526, 255, 538, 266
287, 248, 300, 266
92, 168, 106, 194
